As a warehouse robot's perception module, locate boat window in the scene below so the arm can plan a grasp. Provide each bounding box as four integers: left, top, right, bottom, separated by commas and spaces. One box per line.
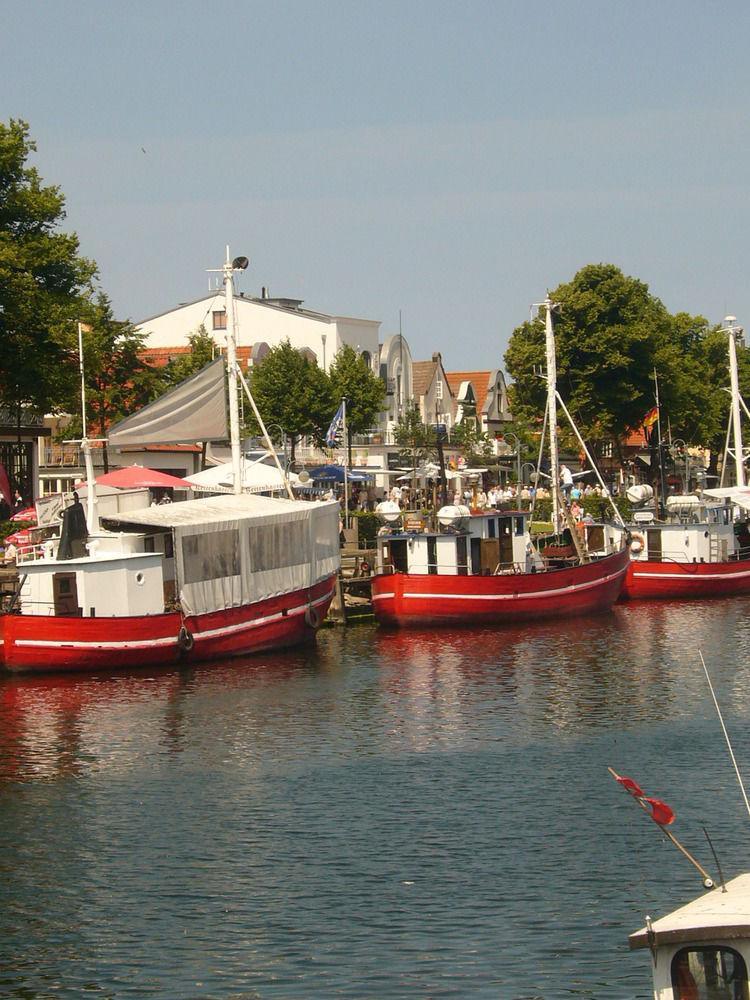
671, 946, 749, 1000
488, 518, 496, 538
427, 536, 437, 574
389, 539, 408, 573
182, 528, 241, 584
248, 520, 310, 572
456, 536, 468, 575
471, 537, 482, 574
514, 516, 525, 536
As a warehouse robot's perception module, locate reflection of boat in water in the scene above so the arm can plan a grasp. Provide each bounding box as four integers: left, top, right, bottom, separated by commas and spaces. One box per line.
0, 251, 340, 674
371, 296, 630, 628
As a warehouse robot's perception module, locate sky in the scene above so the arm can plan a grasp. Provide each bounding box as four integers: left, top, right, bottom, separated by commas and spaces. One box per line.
3, 0, 750, 370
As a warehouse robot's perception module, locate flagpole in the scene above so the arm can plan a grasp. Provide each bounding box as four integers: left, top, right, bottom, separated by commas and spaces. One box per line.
653, 369, 667, 517
342, 397, 349, 529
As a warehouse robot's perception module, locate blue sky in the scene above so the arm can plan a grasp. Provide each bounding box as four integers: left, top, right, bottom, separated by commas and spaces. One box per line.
3, 0, 750, 369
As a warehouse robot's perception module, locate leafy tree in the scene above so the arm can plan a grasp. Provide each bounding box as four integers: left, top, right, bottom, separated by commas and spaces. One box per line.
64, 295, 165, 471
504, 264, 714, 463
327, 345, 386, 462
163, 325, 217, 385
0, 119, 96, 423
248, 340, 332, 463
451, 421, 494, 467
394, 402, 436, 471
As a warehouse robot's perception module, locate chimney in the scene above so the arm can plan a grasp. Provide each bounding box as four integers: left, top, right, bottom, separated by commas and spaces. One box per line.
432, 352, 440, 363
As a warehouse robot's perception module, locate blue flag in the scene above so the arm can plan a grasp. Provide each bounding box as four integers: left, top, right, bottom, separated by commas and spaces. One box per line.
326, 401, 344, 447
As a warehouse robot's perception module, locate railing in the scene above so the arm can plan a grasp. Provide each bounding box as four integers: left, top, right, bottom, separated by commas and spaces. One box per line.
40, 445, 107, 468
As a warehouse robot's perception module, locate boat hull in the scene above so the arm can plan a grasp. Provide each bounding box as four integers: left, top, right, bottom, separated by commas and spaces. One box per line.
0, 576, 336, 674
620, 557, 750, 600
371, 548, 629, 627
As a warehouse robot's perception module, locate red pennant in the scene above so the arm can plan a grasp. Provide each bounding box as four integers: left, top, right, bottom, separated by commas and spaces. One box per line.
645, 797, 675, 826
616, 774, 645, 798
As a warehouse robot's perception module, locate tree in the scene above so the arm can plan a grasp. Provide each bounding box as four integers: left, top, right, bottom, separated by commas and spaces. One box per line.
394, 402, 436, 471
451, 421, 494, 467
327, 345, 386, 462
0, 119, 96, 422
248, 340, 332, 463
63, 295, 166, 471
163, 325, 217, 385
504, 264, 712, 462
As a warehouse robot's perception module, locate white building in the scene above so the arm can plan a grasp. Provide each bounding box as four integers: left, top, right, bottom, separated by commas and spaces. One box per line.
136, 290, 382, 376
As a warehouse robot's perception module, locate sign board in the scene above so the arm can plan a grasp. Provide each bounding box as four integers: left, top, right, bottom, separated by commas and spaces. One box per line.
403, 512, 425, 533
35, 492, 65, 528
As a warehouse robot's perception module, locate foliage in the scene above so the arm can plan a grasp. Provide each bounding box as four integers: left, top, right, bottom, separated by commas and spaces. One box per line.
393, 402, 436, 470
450, 420, 494, 465
0, 119, 97, 419
504, 264, 718, 460
350, 510, 380, 546
163, 326, 217, 385
248, 340, 333, 462
327, 345, 386, 459
63, 294, 166, 471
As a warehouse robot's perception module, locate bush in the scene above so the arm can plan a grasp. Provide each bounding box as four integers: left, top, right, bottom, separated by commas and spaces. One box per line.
350, 510, 380, 546
0, 519, 32, 542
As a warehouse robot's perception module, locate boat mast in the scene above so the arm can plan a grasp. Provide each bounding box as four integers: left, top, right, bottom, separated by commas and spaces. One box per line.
223, 248, 246, 496
724, 315, 746, 488
77, 321, 98, 532
544, 296, 562, 535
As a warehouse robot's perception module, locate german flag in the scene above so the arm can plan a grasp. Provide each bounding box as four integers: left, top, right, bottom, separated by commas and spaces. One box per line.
642, 406, 659, 429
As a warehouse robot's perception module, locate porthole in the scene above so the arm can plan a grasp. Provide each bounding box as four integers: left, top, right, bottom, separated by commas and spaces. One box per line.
135, 572, 145, 586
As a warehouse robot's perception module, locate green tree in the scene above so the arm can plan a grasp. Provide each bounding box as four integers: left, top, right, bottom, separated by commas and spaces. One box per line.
451, 421, 494, 467
0, 119, 96, 422
64, 295, 165, 471
248, 340, 332, 463
394, 402, 436, 471
504, 264, 711, 462
163, 325, 217, 385
327, 345, 386, 462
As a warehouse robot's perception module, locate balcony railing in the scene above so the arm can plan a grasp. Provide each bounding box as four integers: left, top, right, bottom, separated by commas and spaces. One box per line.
40, 445, 107, 468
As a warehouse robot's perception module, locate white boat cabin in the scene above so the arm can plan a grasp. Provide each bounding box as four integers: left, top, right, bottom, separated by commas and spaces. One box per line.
377, 508, 540, 577
631, 873, 750, 999
630, 499, 750, 565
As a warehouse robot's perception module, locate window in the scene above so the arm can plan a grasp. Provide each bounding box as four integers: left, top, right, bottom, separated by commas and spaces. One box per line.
671, 946, 749, 999
182, 529, 240, 584
212, 310, 227, 331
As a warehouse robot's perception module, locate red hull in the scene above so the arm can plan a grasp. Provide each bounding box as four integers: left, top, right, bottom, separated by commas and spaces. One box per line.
0, 576, 336, 674
371, 548, 629, 627
620, 558, 750, 600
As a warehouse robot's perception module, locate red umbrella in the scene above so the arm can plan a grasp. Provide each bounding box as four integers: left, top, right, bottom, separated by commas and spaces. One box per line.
4, 527, 33, 546
95, 467, 193, 489
11, 506, 37, 523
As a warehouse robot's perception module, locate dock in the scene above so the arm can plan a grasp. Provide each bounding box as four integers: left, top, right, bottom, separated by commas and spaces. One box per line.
328, 547, 375, 624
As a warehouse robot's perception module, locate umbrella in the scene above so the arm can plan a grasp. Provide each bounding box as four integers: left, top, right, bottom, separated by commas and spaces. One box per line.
11, 506, 37, 522
309, 464, 371, 483
96, 467, 193, 489
4, 527, 33, 546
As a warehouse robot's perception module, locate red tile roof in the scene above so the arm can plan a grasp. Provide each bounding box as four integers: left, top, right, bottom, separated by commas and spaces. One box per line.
445, 371, 491, 415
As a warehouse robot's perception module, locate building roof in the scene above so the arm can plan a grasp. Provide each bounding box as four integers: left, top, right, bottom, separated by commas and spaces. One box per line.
630, 873, 750, 950
445, 371, 491, 415
411, 360, 438, 399
102, 492, 331, 529
136, 292, 378, 329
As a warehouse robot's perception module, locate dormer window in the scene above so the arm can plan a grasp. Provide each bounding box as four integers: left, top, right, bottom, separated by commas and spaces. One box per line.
671, 946, 748, 999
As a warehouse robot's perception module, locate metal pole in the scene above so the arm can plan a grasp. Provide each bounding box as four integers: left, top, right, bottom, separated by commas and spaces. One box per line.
78, 321, 97, 532
543, 298, 561, 535
725, 316, 746, 487
223, 248, 243, 496
343, 398, 349, 528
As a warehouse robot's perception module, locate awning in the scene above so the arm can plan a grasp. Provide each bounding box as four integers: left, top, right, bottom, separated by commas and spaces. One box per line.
703, 486, 750, 512
186, 461, 298, 495
96, 467, 193, 490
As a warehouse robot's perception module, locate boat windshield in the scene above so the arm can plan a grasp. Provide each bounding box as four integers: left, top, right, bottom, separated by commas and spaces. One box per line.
671, 946, 749, 999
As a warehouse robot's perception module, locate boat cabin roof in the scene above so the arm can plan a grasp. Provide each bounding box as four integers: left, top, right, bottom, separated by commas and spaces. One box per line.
101, 493, 331, 530
630, 874, 750, 950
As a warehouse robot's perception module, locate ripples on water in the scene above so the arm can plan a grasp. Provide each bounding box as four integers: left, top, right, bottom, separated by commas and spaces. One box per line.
2, 599, 750, 998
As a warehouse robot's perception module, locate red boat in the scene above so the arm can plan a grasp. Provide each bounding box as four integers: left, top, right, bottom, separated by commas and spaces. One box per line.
620, 491, 750, 600
371, 508, 630, 628
0, 494, 339, 674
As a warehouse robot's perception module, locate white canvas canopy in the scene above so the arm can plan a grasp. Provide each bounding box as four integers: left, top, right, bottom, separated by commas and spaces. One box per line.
108, 358, 228, 447
103, 494, 340, 616
185, 460, 299, 494
703, 486, 750, 512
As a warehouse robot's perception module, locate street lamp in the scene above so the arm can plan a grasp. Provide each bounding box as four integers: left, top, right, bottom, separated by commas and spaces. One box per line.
521, 462, 537, 485
499, 432, 521, 485
264, 423, 288, 471
671, 439, 689, 493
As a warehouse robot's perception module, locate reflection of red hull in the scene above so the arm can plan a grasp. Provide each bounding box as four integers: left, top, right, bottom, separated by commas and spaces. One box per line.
0, 576, 336, 674
620, 558, 750, 600
371, 548, 629, 627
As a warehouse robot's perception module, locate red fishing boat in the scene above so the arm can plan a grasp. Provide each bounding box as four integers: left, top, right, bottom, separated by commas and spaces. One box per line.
371, 507, 629, 627
0, 250, 340, 674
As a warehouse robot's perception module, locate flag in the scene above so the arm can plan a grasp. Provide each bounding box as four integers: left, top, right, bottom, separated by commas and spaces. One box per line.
642, 406, 659, 429
644, 797, 675, 826
326, 402, 345, 447
614, 774, 644, 798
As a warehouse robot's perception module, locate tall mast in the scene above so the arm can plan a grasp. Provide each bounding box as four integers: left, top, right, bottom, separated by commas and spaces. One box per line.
724, 315, 746, 488
78, 321, 98, 532
544, 296, 561, 535
223, 248, 244, 496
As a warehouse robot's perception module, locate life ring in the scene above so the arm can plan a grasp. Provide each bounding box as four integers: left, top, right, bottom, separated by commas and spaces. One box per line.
630, 532, 645, 555
177, 625, 194, 653
305, 605, 321, 630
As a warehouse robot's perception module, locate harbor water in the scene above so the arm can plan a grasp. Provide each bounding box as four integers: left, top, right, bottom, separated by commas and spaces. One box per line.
3, 599, 750, 998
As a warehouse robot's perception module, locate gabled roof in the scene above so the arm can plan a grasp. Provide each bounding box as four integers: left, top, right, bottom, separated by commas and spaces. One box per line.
412, 360, 438, 399
445, 371, 491, 415
137, 293, 378, 329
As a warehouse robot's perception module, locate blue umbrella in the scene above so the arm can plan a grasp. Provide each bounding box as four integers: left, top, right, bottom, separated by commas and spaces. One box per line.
309, 464, 346, 483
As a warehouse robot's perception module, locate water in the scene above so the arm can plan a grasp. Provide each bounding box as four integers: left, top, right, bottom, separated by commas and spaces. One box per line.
2, 600, 750, 999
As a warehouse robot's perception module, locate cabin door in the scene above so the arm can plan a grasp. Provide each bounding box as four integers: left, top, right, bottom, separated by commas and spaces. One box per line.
52, 573, 80, 617
646, 528, 662, 560
498, 519, 514, 567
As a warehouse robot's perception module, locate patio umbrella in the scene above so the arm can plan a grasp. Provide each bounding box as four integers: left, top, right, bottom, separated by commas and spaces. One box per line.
95, 467, 193, 489
11, 506, 37, 522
